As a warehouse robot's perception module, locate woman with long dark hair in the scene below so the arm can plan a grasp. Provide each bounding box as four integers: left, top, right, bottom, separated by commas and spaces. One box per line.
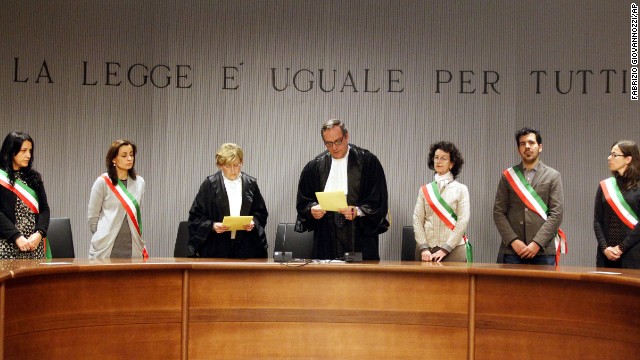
594, 140, 640, 268
0, 131, 50, 259
88, 139, 147, 258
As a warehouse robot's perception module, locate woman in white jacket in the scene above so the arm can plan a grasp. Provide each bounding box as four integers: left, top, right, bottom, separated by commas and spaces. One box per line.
88, 139, 146, 259
413, 141, 469, 262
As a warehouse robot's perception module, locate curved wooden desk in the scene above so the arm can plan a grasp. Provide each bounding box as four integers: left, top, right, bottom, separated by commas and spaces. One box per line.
1, 259, 639, 359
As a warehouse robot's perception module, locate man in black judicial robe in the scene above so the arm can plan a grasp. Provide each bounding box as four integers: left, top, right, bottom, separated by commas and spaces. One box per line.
296, 119, 389, 260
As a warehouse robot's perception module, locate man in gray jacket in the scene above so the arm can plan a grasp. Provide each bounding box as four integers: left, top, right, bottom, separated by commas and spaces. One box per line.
493, 127, 564, 265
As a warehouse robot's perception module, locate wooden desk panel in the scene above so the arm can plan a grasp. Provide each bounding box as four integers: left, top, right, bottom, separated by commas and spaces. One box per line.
474, 274, 640, 359
1, 260, 640, 359
188, 269, 469, 313
188, 322, 468, 360
188, 268, 469, 359
4, 269, 183, 360
7, 324, 181, 360
475, 328, 640, 360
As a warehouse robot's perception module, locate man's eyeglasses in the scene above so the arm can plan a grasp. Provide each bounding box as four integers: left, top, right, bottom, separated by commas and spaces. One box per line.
609, 153, 626, 158
324, 137, 344, 148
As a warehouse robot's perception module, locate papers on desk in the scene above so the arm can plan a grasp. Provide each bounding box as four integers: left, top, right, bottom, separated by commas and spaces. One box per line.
222, 216, 253, 230
315, 191, 348, 211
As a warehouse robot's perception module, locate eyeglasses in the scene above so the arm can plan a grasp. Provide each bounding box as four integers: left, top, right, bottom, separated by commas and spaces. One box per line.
433, 156, 450, 163
222, 163, 242, 169
609, 153, 626, 158
324, 137, 344, 148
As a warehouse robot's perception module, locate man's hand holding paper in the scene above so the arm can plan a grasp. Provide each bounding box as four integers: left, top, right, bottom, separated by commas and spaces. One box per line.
315, 191, 348, 211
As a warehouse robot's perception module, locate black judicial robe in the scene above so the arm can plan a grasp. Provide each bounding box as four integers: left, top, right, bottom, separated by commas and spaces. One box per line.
188, 171, 268, 258
296, 145, 389, 260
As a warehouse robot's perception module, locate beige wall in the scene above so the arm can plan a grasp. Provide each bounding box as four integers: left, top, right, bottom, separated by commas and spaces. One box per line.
1, 0, 638, 264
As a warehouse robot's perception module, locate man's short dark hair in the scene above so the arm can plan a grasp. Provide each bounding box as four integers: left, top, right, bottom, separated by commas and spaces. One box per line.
320, 119, 348, 137
515, 127, 542, 145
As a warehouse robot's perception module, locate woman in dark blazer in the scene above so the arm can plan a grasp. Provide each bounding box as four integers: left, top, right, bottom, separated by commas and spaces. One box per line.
0, 131, 50, 259
594, 140, 640, 268
187, 143, 268, 258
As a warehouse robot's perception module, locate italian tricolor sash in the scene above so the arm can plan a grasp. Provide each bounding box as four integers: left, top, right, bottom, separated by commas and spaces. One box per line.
600, 177, 639, 230
421, 181, 472, 262
503, 167, 567, 264
0, 169, 51, 259
101, 175, 148, 259
0, 169, 39, 213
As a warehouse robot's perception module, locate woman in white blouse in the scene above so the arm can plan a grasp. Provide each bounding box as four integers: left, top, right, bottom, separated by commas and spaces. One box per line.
187, 143, 268, 258
413, 141, 470, 262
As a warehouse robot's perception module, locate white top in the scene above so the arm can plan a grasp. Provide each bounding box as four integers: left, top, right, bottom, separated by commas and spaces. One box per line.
87, 173, 145, 259
223, 174, 242, 216
223, 174, 242, 239
324, 147, 350, 194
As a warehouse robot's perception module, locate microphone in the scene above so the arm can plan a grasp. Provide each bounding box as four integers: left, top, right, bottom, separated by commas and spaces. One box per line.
282, 222, 287, 248
344, 207, 362, 262
274, 223, 292, 262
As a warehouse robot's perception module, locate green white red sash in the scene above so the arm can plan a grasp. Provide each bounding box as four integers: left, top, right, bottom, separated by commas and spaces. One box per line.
0, 169, 52, 259
101, 175, 148, 259
0, 169, 39, 213
600, 177, 639, 230
503, 167, 567, 264
421, 181, 472, 262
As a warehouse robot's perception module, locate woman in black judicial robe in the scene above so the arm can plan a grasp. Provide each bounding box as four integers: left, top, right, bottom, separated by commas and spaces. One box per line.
187, 143, 268, 258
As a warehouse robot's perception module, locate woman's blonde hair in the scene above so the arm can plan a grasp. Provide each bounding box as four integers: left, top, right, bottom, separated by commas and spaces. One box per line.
215, 143, 243, 166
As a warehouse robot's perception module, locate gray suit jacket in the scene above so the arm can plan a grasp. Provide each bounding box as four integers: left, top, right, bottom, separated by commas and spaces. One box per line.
493, 161, 564, 258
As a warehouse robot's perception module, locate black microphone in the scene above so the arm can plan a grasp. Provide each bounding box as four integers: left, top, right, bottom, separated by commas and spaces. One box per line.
274, 223, 292, 262
344, 207, 362, 262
